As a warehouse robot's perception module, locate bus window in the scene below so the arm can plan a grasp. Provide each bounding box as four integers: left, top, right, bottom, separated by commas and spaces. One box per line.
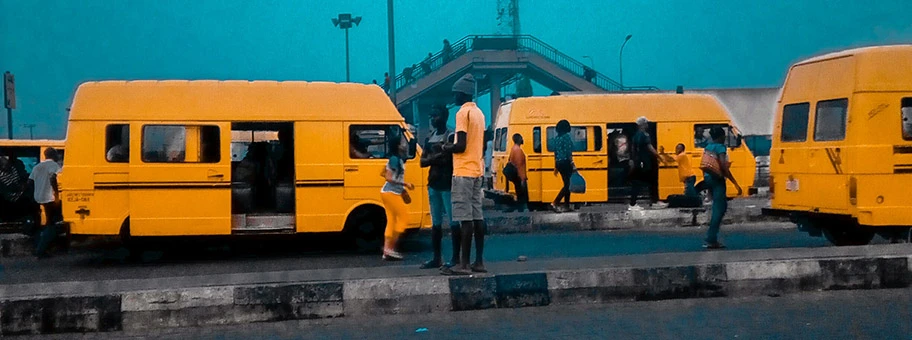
780, 103, 810, 142
533, 127, 541, 153
349, 125, 403, 159
694, 124, 741, 148
546, 126, 588, 152
902, 98, 912, 140
142, 125, 220, 163
814, 99, 848, 141
105, 124, 129, 163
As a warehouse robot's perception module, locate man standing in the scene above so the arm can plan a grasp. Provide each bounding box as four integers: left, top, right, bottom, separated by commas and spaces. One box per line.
420, 105, 460, 269
31, 147, 62, 258
629, 117, 664, 211
442, 74, 487, 275
506, 133, 528, 212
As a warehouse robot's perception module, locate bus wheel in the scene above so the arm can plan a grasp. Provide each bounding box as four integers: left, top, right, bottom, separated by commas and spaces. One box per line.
119, 218, 145, 261
823, 226, 875, 246
345, 207, 385, 252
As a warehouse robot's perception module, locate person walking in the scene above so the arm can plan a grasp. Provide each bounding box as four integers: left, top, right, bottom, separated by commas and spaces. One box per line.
31, 147, 62, 258
551, 120, 574, 212
380, 132, 416, 260
629, 116, 664, 211
442, 39, 453, 63
675, 143, 698, 198
700, 127, 742, 249
383, 73, 391, 92
506, 133, 528, 212
420, 105, 460, 269
441, 73, 487, 275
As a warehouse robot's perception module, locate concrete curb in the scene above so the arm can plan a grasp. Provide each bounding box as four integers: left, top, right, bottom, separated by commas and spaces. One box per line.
2, 246, 910, 335
0, 206, 780, 258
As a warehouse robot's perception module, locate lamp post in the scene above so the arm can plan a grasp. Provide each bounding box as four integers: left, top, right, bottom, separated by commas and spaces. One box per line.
619, 34, 632, 90
22, 124, 35, 139
387, 0, 396, 103
582, 56, 595, 69
332, 13, 362, 82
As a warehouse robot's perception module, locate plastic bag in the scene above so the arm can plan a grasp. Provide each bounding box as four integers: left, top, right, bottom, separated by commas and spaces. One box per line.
570, 172, 586, 194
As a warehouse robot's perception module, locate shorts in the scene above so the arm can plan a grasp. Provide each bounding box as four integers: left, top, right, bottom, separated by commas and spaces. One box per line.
451, 176, 483, 222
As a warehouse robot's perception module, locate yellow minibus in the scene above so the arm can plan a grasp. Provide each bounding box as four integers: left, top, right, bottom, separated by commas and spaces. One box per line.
59, 80, 428, 248
489, 93, 755, 208
765, 45, 912, 245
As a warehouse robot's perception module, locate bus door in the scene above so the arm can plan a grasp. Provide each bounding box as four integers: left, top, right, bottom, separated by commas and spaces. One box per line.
129, 123, 231, 236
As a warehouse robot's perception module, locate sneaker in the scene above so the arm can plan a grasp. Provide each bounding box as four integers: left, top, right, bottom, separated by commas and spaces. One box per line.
440, 266, 471, 276
702, 242, 726, 249
420, 259, 442, 269
651, 202, 669, 209
550, 204, 563, 213
628, 205, 644, 211
382, 249, 404, 260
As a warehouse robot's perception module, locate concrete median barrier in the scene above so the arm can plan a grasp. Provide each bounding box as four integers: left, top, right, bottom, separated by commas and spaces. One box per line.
2, 244, 910, 336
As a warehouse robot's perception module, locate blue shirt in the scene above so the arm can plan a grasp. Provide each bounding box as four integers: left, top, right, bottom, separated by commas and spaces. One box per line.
703, 142, 728, 179
381, 156, 406, 195
553, 133, 574, 163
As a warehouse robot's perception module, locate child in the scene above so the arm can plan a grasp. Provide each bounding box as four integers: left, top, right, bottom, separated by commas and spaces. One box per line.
675, 143, 698, 198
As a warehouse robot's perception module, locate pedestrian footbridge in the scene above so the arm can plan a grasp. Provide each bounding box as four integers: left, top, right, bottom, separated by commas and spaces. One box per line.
390, 35, 659, 128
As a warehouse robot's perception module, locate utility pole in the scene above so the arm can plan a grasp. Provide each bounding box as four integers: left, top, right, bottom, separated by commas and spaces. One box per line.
22, 124, 35, 139
387, 0, 396, 104
332, 14, 362, 82
3, 71, 15, 139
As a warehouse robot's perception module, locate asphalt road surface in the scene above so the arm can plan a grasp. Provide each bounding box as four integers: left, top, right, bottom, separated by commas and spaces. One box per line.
26, 289, 912, 339
1, 222, 891, 285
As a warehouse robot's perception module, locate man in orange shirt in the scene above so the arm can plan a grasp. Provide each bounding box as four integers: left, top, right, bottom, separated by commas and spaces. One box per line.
506, 133, 528, 212
675, 143, 698, 198
441, 74, 487, 275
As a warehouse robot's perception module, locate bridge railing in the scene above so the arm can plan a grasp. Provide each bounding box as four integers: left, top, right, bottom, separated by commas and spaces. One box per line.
392, 35, 658, 94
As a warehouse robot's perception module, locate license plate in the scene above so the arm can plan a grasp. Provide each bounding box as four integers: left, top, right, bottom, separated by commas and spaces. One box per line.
785, 179, 799, 192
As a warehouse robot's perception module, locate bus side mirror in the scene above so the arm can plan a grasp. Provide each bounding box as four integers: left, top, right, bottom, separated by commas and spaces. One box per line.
408, 138, 418, 159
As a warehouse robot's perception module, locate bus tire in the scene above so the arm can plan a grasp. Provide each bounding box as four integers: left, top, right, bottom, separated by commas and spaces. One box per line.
823, 226, 875, 246
119, 218, 145, 261
345, 206, 386, 252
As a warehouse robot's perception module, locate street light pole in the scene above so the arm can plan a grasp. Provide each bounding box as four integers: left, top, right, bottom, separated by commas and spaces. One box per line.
582, 56, 595, 69
387, 0, 396, 103
619, 34, 632, 90
332, 14, 362, 82
22, 124, 34, 139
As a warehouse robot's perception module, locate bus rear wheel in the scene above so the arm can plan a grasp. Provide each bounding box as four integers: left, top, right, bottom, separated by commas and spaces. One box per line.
345, 207, 385, 252
823, 226, 875, 246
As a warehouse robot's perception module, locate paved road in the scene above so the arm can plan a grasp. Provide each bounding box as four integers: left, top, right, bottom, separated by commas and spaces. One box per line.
26, 289, 912, 339
1, 222, 891, 285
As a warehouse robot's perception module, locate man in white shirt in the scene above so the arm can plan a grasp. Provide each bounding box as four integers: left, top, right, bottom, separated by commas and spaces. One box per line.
30, 147, 62, 258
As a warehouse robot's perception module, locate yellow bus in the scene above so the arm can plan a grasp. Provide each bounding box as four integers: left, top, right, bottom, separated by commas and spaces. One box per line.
0, 139, 65, 228
59, 80, 428, 248
764, 45, 912, 245
489, 93, 755, 208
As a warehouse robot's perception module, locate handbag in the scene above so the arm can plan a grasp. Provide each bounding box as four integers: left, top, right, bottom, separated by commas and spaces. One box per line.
502, 162, 518, 181
401, 189, 412, 204
700, 150, 723, 178
569, 171, 586, 194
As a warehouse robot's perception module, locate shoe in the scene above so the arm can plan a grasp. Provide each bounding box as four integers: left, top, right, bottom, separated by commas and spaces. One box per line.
440, 266, 471, 276
420, 259, 442, 269
628, 205, 644, 211
471, 263, 488, 273
382, 249, 404, 261
550, 204, 563, 213
651, 202, 668, 209
702, 242, 726, 249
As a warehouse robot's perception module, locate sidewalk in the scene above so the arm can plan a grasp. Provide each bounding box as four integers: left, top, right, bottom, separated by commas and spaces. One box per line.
2, 243, 910, 335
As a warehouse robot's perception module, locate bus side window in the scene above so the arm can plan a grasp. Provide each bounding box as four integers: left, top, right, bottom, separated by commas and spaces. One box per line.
105, 124, 129, 163
532, 127, 541, 153
902, 98, 912, 141
593, 126, 603, 151
813, 99, 848, 141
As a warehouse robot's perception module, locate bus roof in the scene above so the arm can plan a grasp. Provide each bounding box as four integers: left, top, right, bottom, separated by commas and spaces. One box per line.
788, 45, 912, 93
69, 80, 403, 122
501, 93, 732, 126
0, 139, 66, 147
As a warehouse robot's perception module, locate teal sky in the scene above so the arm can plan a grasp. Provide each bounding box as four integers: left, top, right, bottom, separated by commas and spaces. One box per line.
1, 0, 910, 139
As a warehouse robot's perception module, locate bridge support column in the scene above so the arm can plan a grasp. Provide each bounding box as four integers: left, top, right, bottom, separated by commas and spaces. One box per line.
488, 73, 503, 128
